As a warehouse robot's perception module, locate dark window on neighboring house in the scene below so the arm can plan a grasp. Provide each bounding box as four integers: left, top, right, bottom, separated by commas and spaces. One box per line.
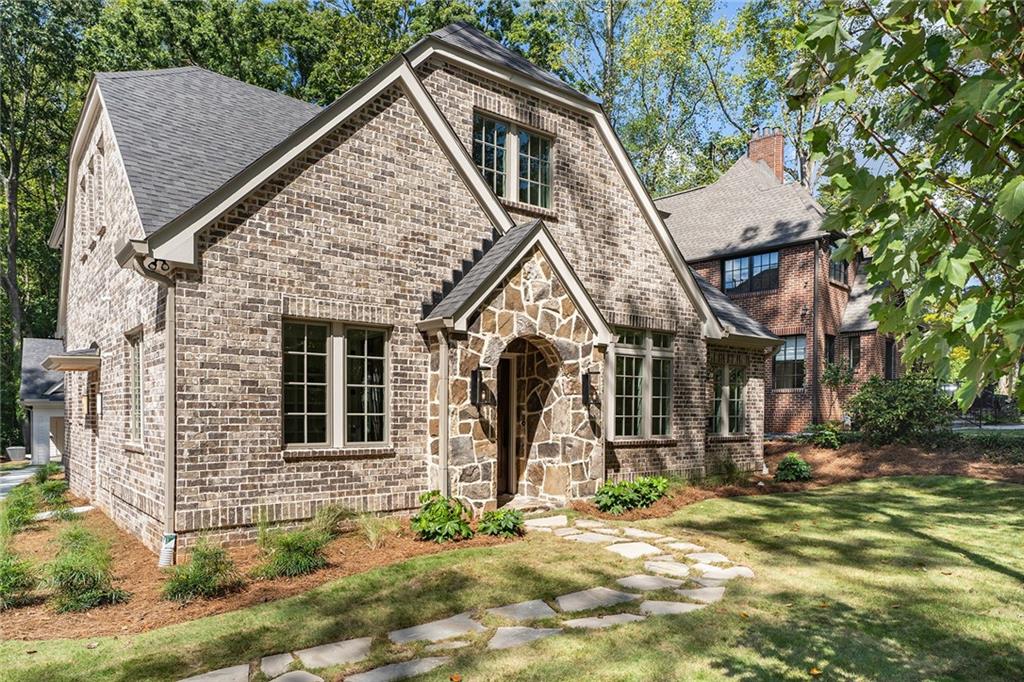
847, 335, 861, 370
884, 338, 896, 380
774, 335, 806, 389
825, 335, 836, 365
829, 243, 848, 284
723, 251, 778, 294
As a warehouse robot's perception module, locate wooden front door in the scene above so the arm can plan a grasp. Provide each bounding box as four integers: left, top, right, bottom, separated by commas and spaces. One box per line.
496, 357, 514, 496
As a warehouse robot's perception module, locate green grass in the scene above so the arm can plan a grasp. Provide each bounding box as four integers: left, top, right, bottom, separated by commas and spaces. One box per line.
2, 476, 1022, 681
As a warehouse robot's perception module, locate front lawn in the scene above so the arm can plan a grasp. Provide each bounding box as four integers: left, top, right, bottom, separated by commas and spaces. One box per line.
2, 475, 1021, 681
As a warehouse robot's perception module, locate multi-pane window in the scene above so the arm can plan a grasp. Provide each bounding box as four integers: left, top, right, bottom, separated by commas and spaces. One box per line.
283, 321, 389, 447
472, 113, 552, 208
829, 243, 848, 284
127, 333, 143, 443
825, 335, 836, 365
707, 366, 746, 435
847, 335, 861, 370
884, 338, 896, 380
613, 328, 673, 439
728, 368, 744, 433
723, 251, 779, 294
774, 335, 806, 389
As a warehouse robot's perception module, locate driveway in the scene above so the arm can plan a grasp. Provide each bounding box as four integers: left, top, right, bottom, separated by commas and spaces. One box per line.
0, 465, 39, 501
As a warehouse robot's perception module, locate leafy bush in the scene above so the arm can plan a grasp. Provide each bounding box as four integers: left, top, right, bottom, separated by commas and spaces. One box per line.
800, 421, 843, 449
774, 453, 813, 482
478, 508, 525, 537
594, 476, 669, 515
0, 551, 37, 610
357, 514, 401, 550
163, 540, 243, 602
848, 374, 955, 445
253, 529, 330, 578
309, 503, 357, 539
48, 525, 128, 612
33, 463, 61, 484
411, 491, 474, 542
39, 480, 69, 506
2, 485, 40, 534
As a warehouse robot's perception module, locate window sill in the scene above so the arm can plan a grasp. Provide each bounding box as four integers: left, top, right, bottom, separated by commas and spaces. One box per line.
724, 288, 778, 300
282, 446, 396, 462
499, 198, 558, 221
828, 279, 851, 292
608, 438, 678, 448
707, 434, 752, 443
124, 443, 144, 454
772, 387, 806, 394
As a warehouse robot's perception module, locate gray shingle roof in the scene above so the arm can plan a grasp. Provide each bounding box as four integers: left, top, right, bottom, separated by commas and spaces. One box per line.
426, 219, 542, 321
656, 157, 828, 262
96, 67, 321, 236
428, 22, 592, 102
20, 338, 65, 402
692, 272, 777, 341
841, 261, 881, 332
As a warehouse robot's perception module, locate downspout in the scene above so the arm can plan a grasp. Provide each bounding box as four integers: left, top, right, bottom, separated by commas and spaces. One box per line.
811, 239, 820, 425
435, 330, 450, 497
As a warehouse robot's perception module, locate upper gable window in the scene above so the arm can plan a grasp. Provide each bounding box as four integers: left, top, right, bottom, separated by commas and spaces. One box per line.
829, 243, 848, 284
472, 113, 551, 209
723, 251, 778, 294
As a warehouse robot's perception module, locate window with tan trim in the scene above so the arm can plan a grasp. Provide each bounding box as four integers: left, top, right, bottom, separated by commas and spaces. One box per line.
612, 328, 673, 439
127, 332, 143, 443
472, 113, 552, 208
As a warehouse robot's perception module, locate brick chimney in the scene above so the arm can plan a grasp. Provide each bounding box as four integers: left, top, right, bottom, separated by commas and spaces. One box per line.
747, 125, 785, 183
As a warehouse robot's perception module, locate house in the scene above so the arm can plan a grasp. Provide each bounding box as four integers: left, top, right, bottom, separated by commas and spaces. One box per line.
656, 129, 899, 433
19, 338, 66, 465
46, 23, 779, 559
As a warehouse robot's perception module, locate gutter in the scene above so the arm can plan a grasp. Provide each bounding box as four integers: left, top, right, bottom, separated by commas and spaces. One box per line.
811, 239, 820, 425
435, 330, 450, 497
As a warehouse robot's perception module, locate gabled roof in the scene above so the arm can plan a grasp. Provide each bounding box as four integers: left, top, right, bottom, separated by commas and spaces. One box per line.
20, 338, 65, 402
96, 67, 322, 236
692, 273, 778, 343
841, 261, 881, 333
656, 157, 828, 262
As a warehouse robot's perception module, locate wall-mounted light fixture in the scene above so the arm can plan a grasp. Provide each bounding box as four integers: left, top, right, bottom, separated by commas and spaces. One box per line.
470, 369, 483, 407
582, 370, 599, 407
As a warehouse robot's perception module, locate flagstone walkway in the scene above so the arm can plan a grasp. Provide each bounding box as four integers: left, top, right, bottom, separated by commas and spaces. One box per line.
179, 515, 754, 682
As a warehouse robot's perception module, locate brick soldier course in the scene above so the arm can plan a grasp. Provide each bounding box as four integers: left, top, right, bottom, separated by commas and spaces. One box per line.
47, 23, 779, 558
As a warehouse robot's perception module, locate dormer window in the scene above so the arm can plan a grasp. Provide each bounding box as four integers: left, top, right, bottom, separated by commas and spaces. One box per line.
472, 113, 551, 209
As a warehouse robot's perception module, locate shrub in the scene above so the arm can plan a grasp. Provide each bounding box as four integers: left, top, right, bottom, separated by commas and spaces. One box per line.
357, 514, 401, 550
2, 485, 40, 534
49, 525, 128, 612
800, 421, 843, 449
594, 476, 669, 515
33, 463, 61, 484
253, 529, 330, 579
774, 453, 813, 482
0, 551, 37, 610
848, 374, 955, 445
163, 540, 243, 602
309, 503, 357, 539
411, 491, 474, 543
478, 508, 524, 537
39, 480, 69, 506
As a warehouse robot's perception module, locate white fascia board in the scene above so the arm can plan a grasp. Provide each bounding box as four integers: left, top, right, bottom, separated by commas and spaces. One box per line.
148, 57, 512, 264
451, 225, 615, 346
409, 42, 725, 340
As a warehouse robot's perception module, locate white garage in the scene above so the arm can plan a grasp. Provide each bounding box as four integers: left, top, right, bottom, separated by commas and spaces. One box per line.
19, 338, 65, 465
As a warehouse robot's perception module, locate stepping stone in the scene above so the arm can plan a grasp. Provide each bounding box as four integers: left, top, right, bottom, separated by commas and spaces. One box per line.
555, 586, 641, 612
295, 637, 373, 668
388, 612, 486, 644
664, 541, 705, 552
553, 527, 581, 537
605, 542, 662, 559
563, 531, 622, 544
345, 657, 450, 682
272, 673, 322, 682
693, 564, 755, 581
262, 653, 296, 678
178, 665, 250, 682
488, 599, 557, 621
487, 626, 562, 650
621, 527, 664, 539
675, 586, 725, 604
425, 640, 470, 652
695, 577, 727, 588
686, 552, 731, 564
644, 560, 690, 578
648, 554, 676, 562
574, 519, 608, 529
616, 574, 683, 591
562, 613, 646, 629
640, 600, 706, 615
525, 515, 568, 529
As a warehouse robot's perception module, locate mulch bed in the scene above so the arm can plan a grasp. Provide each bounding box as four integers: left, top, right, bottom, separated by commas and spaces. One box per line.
571, 439, 1024, 521
2, 511, 512, 641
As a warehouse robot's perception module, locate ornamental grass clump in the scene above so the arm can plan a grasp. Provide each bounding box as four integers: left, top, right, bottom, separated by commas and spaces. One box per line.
0, 550, 37, 610
594, 476, 668, 515
477, 508, 524, 537
308, 503, 357, 539
163, 540, 243, 602
774, 453, 813, 483
411, 491, 473, 542
39, 480, 69, 507
357, 513, 402, 550
253, 528, 330, 579
48, 524, 128, 612
33, 462, 62, 484
2, 485, 40, 534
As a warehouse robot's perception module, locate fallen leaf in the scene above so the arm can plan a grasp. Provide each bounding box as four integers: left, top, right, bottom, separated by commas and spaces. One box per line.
450, 675, 462, 682
818, 602, 829, 608
809, 667, 822, 676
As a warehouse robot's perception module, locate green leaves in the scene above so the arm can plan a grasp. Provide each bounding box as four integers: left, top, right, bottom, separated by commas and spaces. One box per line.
995, 176, 1024, 222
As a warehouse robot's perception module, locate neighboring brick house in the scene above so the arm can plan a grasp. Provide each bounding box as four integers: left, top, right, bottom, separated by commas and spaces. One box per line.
656, 129, 899, 433
45, 23, 778, 559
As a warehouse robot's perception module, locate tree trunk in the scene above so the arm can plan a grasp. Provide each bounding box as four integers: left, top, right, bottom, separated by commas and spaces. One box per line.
3, 157, 25, 353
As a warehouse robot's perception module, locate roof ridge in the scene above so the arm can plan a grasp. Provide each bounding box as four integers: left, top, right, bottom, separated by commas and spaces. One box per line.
654, 184, 708, 201
96, 65, 203, 80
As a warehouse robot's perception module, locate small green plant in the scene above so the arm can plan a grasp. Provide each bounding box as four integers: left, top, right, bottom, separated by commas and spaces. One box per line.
253, 528, 330, 578
39, 480, 69, 506
848, 374, 955, 445
774, 453, 813, 482
309, 503, 357, 539
411, 491, 474, 543
48, 524, 128, 612
2, 485, 40, 534
33, 463, 61, 484
356, 514, 401, 550
163, 539, 243, 602
478, 508, 525, 537
0, 550, 37, 610
800, 421, 843, 449
50, 505, 79, 522
594, 476, 669, 515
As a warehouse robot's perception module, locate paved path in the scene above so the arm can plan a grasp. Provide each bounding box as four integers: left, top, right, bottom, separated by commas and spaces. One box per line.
0, 465, 38, 501
180, 515, 755, 682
